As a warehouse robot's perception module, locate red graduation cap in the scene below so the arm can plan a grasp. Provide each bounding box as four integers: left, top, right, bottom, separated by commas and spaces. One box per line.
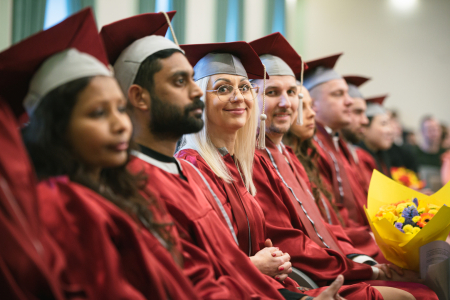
0, 8, 108, 117
100, 11, 175, 65
366, 95, 388, 105
181, 41, 266, 80
249, 32, 306, 75
343, 75, 371, 87
305, 53, 343, 73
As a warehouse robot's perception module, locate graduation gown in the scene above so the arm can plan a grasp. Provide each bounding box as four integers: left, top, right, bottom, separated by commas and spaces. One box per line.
128, 148, 296, 300
313, 122, 369, 227
258, 138, 376, 258
37, 176, 199, 300
357, 145, 391, 180
0, 99, 65, 300
176, 148, 385, 300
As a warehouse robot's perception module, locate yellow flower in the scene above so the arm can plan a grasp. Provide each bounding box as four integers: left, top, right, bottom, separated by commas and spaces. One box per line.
428, 204, 438, 210
383, 212, 397, 224
396, 203, 408, 214
398, 217, 405, 223
403, 224, 413, 233
405, 202, 416, 207
429, 209, 438, 215
418, 207, 426, 214
412, 227, 421, 234
412, 216, 421, 223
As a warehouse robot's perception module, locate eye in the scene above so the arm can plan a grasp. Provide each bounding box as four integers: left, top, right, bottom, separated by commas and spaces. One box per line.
118, 104, 127, 113
287, 89, 296, 95
265, 90, 276, 96
175, 77, 186, 86
217, 85, 232, 94
240, 84, 251, 92
89, 107, 105, 118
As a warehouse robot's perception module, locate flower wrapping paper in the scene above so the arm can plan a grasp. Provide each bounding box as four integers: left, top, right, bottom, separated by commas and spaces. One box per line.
364, 170, 450, 271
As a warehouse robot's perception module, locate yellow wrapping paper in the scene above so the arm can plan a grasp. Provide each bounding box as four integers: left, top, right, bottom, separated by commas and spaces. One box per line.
365, 170, 450, 271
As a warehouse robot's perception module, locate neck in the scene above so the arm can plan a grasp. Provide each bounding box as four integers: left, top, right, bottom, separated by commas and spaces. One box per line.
86, 167, 102, 184
134, 129, 178, 157
316, 117, 339, 134
208, 125, 237, 155
364, 140, 379, 153
266, 131, 283, 146
421, 140, 440, 153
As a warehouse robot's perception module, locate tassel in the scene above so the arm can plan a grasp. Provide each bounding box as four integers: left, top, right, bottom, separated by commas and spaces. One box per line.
161, 11, 179, 46
257, 64, 267, 150
297, 93, 303, 125
297, 54, 305, 125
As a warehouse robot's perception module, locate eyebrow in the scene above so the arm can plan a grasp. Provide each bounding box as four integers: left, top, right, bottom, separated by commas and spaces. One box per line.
213, 77, 232, 85
171, 70, 192, 78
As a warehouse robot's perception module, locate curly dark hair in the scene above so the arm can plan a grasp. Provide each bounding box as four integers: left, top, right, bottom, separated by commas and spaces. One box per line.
22, 76, 181, 264
283, 131, 345, 226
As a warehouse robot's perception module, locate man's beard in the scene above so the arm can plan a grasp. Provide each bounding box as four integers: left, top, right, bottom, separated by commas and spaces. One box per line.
149, 91, 205, 139
341, 127, 361, 144
266, 109, 291, 135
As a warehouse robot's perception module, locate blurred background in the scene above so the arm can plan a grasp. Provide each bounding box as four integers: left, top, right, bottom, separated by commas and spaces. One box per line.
0, 0, 449, 134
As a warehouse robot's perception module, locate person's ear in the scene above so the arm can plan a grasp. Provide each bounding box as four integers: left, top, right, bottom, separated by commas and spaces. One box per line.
311, 97, 319, 113
128, 84, 150, 111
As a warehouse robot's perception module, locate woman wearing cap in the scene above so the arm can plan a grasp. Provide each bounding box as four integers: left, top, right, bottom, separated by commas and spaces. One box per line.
174, 42, 413, 299
357, 95, 394, 183
2, 9, 201, 300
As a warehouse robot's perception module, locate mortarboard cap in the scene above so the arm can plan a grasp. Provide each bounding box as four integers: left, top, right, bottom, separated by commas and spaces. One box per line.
100, 11, 183, 95
365, 94, 388, 117
304, 53, 343, 90
250, 32, 307, 129
343, 75, 370, 99
181, 42, 266, 81
0, 8, 110, 117
249, 32, 305, 77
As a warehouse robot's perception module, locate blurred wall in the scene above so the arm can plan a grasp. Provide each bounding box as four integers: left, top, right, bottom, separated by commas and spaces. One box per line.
299, 0, 450, 131
1, 0, 449, 132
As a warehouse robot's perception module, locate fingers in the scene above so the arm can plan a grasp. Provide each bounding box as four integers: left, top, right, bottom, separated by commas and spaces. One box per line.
275, 273, 289, 282
271, 250, 284, 257
388, 264, 404, 276
375, 264, 392, 279
277, 261, 292, 274
265, 239, 273, 247
322, 275, 344, 297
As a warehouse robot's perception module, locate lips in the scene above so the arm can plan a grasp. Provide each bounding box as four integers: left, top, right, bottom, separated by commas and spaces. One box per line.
108, 142, 129, 151
224, 108, 246, 115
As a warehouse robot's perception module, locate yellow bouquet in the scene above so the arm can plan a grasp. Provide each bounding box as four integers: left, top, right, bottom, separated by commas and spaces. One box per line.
365, 170, 450, 271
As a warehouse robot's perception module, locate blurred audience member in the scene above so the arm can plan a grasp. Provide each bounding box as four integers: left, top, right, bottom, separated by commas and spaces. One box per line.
386, 110, 418, 173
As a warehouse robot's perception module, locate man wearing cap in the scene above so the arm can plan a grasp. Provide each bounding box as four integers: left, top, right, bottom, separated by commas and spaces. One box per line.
103, 12, 328, 300
303, 54, 370, 228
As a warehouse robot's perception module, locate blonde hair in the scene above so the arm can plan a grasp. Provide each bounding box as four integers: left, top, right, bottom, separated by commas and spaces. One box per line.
180, 75, 258, 195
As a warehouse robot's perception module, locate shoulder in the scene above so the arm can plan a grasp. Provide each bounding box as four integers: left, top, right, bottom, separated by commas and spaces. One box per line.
175, 149, 202, 168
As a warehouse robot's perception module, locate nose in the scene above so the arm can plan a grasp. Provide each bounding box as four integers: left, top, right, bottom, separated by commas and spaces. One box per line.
278, 92, 292, 108
344, 93, 354, 107
306, 106, 316, 119
111, 109, 132, 135
361, 114, 369, 125
191, 80, 203, 100
230, 87, 245, 103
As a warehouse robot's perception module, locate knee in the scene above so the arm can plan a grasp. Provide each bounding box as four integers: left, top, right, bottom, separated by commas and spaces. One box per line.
373, 286, 416, 300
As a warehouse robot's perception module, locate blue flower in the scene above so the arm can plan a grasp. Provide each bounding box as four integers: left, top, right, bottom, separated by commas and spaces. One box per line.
412, 198, 419, 207
402, 205, 419, 219
395, 222, 403, 230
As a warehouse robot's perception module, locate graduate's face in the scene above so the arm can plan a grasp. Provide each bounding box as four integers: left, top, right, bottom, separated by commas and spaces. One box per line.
362, 113, 393, 150
289, 88, 316, 141
67, 76, 132, 170
311, 78, 353, 130
205, 74, 253, 133
148, 52, 204, 138
256, 75, 298, 136
341, 97, 368, 143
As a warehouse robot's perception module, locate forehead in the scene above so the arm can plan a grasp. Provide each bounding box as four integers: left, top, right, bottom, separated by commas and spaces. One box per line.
322, 78, 348, 92
159, 52, 193, 74
266, 75, 297, 87
79, 76, 123, 100
350, 97, 366, 110
209, 74, 248, 83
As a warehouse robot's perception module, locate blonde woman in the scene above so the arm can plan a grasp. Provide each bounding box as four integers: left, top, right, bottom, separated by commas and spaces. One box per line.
175, 42, 397, 300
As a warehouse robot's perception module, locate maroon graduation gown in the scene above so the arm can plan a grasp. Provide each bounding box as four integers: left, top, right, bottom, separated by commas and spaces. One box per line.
0, 99, 65, 300
274, 140, 385, 261
257, 138, 366, 257
356, 147, 388, 184
176, 149, 385, 300
37, 176, 199, 300
128, 152, 290, 300
313, 122, 368, 226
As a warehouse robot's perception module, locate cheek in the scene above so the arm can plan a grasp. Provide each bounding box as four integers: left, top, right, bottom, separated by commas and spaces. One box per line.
69, 121, 107, 158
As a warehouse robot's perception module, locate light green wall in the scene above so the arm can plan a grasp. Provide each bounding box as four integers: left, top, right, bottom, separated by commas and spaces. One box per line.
0, 0, 13, 51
